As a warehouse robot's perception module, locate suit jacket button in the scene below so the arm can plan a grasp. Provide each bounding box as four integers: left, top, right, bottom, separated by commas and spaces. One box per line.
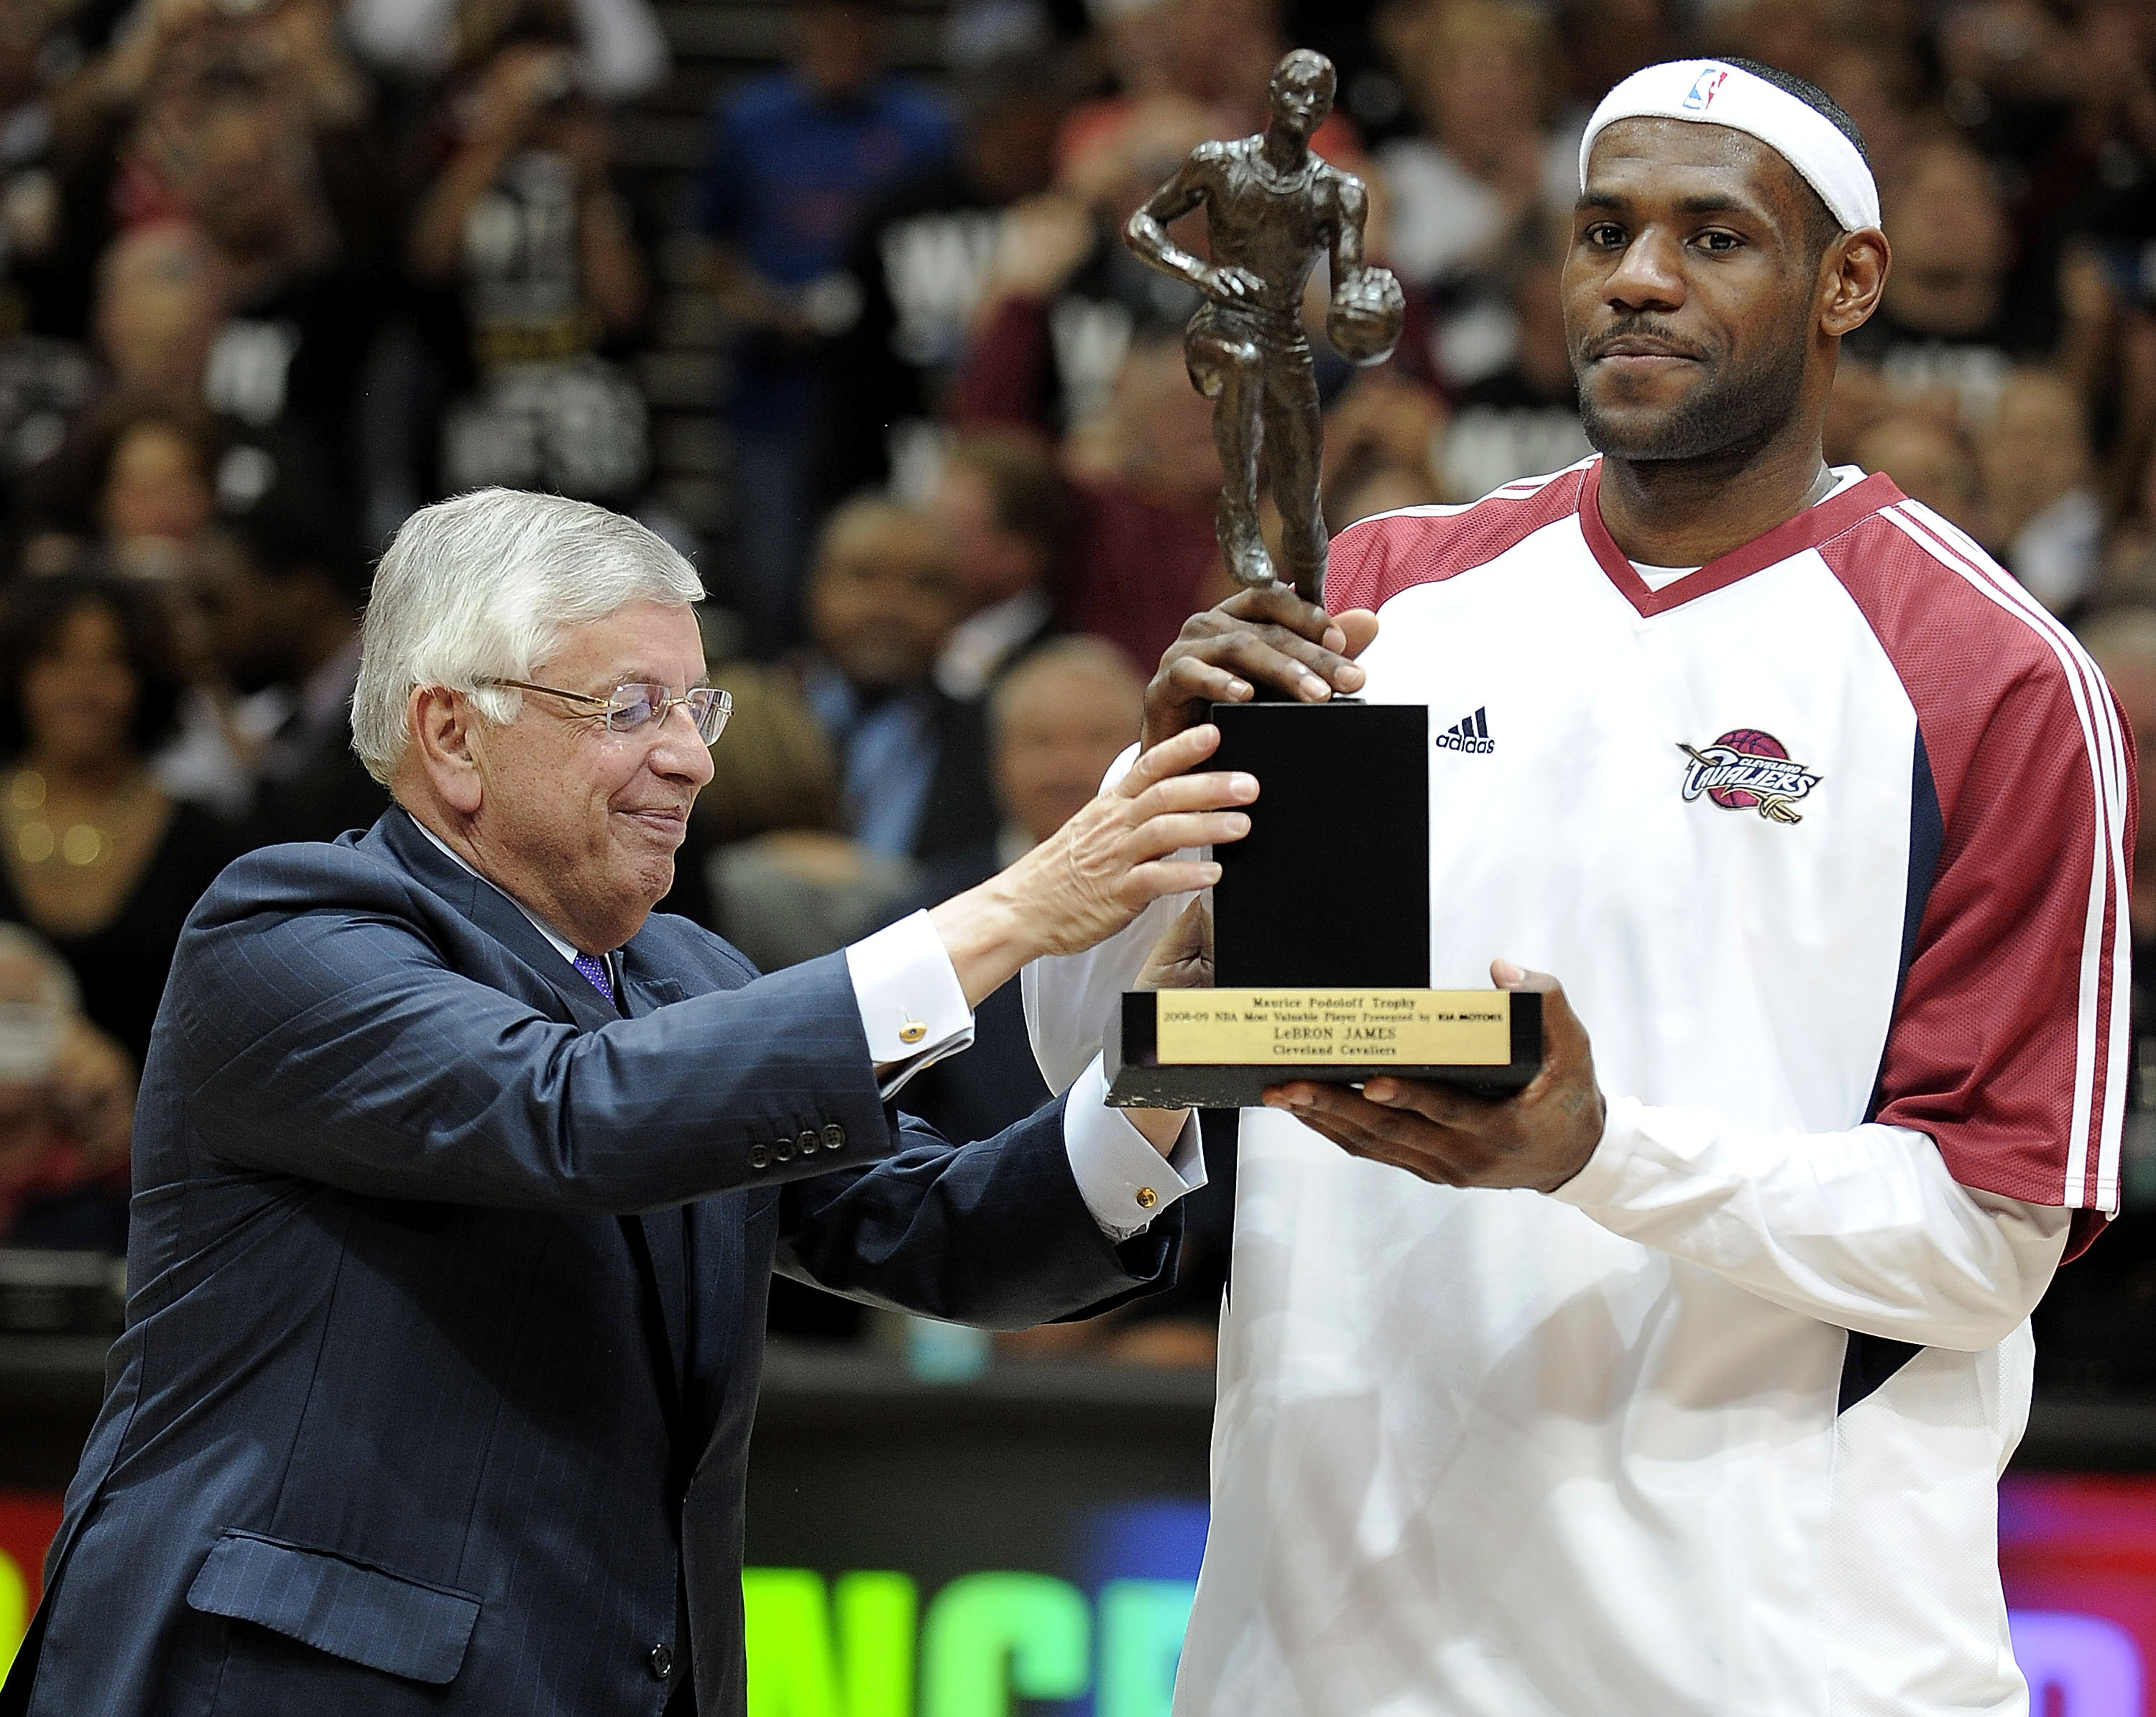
747, 1144, 770, 1171
773, 1136, 793, 1162
649, 1642, 673, 1680
798, 1128, 819, 1156
822, 1123, 846, 1151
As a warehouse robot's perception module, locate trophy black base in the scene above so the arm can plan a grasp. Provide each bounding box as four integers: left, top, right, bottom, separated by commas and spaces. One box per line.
1105, 990, 1544, 1109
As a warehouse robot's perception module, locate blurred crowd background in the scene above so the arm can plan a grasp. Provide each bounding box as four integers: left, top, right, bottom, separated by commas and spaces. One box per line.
0, 0, 2152, 1386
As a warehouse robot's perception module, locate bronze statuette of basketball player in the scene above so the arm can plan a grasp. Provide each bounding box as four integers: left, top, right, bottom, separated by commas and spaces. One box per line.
1125, 48, 1406, 604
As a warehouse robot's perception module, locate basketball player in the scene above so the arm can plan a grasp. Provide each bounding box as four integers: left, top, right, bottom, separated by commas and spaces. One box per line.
1026, 58, 2132, 1716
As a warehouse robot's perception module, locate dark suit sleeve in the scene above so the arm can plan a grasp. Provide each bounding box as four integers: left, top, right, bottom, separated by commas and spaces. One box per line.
773, 1098, 1181, 1330
171, 875, 893, 1214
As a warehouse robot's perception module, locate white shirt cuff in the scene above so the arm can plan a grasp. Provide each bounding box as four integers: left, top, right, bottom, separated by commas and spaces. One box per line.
1061, 1053, 1206, 1240
845, 911, 975, 1100
1548, 1092, 1644, 1212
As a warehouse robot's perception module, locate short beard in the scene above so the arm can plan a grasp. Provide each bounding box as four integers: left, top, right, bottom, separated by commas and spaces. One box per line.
1577, 320, 1811, 465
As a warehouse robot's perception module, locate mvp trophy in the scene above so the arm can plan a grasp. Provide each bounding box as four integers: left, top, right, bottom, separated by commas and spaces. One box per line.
1103, 47, 1542, 1107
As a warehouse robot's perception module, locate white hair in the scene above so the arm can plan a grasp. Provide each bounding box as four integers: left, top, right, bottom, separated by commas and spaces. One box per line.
351, 489, 704, 784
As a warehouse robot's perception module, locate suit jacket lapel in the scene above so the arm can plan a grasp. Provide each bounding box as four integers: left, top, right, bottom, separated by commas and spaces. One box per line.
374, 809, 618, 1032
619, 951, 692, 1398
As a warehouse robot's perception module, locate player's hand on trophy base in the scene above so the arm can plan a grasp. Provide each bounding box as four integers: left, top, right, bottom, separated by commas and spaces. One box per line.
1137, 898, 1214, 992
1264, 961, 1608, 1194
929, 724, 1256, 1006
1143, 585, 1380, 750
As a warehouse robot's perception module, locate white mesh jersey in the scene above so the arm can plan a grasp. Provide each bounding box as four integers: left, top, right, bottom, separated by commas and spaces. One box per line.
1024, 460, 2134, 1717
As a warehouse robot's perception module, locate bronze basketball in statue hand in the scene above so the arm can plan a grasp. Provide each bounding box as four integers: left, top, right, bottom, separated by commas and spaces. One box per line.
1327, 268, 1406, 367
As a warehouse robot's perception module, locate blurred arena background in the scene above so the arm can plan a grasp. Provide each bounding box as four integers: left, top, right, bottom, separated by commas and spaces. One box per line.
4, 0, 2156, 1708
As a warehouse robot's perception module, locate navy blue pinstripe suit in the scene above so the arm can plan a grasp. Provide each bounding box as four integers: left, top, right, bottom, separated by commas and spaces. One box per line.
1, 807, 1178, 1716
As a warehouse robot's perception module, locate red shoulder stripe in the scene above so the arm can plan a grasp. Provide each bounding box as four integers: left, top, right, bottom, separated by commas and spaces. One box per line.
1323, 464, 1593, 614
1817, 502, 2131, 1217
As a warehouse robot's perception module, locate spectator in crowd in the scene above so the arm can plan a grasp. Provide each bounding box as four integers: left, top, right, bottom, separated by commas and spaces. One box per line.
1852, 408, 1986, 540
0, 572, 234, 1066
0, 920, 133, 1252
1330, 459, 1441, 529
198, 506, 382, 844
61, 0, 392, 515
92, 220, 223, 407
0, 0, 78, 343
1842, 133, 2058, 425
0, 0, 98, 512
1059, 0, 1360, 173
1319, 369, 1445, 523
1978, 367, 2104, 613
18, 391, 218, 578
1547, 0, 1673, 150
949, 92, 1212, 441
929, 428, 1066, 701
345, 0, 669, 104
1377, 0, 1563, 392
406, 2, 650, 505
1434, 224, 1590, 499
695, 0, 955, 654
696, 660, 894, 979
691, 659, 844, 852
88, 221, 350, 556
1812, 36, 1922, 191
796, 494, 975, 862
816, 49, 1067, 505
902, 635, 1141, 1146
1059, 329, 1225, 672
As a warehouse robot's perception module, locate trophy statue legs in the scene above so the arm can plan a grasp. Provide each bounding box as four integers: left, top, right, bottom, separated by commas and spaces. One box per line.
1266, 351, 1327, 605
1187, 318, 1278, 590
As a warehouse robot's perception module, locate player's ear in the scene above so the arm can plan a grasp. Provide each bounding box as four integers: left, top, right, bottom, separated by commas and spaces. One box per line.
1820, 228, 1889, 338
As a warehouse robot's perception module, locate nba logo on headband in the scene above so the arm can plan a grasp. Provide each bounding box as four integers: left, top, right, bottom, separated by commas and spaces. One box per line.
1684, 67, 1728, 111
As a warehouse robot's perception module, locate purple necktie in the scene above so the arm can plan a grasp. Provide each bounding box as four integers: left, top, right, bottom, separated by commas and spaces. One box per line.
573, 951, 614, 1006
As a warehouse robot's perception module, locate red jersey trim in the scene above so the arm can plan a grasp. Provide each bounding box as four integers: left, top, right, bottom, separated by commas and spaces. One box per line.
1323, 464, 1592, 614
1819, 500, 2131, 1217
1879, 502, 2132, 1214
1578, 464, 1907, 617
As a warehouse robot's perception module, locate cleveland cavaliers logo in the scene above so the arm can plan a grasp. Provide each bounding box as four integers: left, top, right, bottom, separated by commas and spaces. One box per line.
1677, 730, 1821, 824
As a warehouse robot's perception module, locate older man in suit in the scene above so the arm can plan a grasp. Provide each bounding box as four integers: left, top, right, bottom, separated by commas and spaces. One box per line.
1, 489, 1250, 1717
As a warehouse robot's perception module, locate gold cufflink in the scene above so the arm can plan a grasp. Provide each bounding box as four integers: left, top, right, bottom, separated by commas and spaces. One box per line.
1135, 1187, 1158, 1209
898, 1020, 927, 1045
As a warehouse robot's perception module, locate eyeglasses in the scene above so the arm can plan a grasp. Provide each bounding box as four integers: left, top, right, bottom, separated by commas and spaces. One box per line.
476, 678, 733, 744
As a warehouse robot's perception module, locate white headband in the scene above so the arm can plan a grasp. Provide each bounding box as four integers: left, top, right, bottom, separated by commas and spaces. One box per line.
1578, 60, 1881, 234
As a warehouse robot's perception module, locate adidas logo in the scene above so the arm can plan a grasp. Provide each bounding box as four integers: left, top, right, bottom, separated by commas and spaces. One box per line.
1436, 706, 1494, 754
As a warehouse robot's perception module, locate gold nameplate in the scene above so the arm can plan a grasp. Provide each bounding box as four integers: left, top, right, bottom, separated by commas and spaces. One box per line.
1153, 990, 1512, 1066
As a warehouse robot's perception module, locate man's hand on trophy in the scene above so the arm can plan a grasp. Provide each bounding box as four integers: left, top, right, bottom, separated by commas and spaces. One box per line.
1204, 264, 1268, 304
928, 726, 1253, 1010
990, 724, 1256, 962
1138, 899, 1214, 992
1142, 585, 1380, 749
1263, 961, 1608, 1194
